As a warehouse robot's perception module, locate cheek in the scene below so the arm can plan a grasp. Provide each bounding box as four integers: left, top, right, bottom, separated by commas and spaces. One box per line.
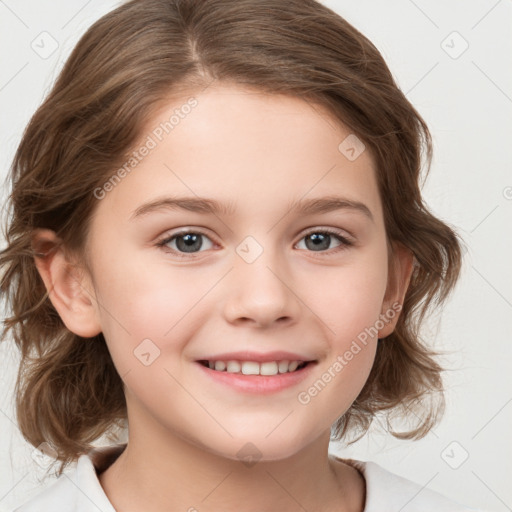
309, 250, 389, 344
299, 249, 387, 407
295, 268, 385, 425
91, 255, 206, 371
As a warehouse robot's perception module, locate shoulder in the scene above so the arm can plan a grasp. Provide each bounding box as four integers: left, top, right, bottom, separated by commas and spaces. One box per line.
12, 446, 123, 512
12, 473, 78, 512
337, 457, 483, 512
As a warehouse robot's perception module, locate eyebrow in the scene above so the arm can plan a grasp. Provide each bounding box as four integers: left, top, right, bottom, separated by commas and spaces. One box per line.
130, 195, 374, 222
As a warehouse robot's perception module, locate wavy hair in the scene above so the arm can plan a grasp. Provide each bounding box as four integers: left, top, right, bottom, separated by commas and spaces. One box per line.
0, 0, 463, 475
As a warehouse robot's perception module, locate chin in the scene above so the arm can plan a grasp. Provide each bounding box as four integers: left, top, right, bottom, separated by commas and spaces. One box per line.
194, 429, 320, 464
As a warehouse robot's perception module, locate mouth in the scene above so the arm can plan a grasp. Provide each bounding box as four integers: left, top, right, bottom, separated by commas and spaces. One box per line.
196, 359, 314, 376
195, 356, 318, 394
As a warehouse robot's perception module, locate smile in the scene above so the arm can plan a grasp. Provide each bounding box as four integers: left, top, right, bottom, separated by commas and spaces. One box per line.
195, 359, 317, 394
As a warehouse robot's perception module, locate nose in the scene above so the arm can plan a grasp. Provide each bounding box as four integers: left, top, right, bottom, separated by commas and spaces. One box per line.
222, 247, 302, 328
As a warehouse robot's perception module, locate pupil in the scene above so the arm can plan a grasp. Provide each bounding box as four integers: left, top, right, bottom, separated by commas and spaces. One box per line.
177, 233, 202, 253
306, 233, 329, 251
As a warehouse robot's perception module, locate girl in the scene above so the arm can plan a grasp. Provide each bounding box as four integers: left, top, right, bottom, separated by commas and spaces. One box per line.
0, 0, 479, 510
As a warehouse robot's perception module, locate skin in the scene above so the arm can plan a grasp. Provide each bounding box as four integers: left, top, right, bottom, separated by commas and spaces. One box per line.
33, 82, 413, 512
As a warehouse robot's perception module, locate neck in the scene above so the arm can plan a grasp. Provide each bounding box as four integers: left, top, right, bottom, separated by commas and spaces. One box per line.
98, 404, 365, 512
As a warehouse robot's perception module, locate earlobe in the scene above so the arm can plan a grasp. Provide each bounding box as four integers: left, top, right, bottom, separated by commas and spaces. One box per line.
378, 243, 415, 339
32, 229, 102, 338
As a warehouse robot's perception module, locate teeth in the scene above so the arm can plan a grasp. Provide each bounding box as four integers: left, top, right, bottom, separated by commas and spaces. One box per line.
226, 361, 241, 373
241, 361, 260, 375
278, 360, 290, 373
260, 362, 278, 376
204, 359, 307, 375
288, 361, 299, 372
214, 361, 226, 371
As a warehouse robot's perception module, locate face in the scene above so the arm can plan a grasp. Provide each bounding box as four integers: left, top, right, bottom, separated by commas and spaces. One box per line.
79, 82, 400, 461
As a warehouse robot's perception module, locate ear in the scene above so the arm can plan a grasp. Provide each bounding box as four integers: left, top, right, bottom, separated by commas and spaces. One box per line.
32, 228, 102, 338
378, 242, 415, 339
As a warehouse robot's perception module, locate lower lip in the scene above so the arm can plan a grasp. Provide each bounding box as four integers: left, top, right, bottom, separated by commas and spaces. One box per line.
195, 361, 317, 394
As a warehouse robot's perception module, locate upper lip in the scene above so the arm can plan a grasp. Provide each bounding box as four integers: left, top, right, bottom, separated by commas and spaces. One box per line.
196, 350, 316, 363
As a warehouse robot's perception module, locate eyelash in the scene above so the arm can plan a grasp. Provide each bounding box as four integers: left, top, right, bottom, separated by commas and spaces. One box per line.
155, 228, 354, 259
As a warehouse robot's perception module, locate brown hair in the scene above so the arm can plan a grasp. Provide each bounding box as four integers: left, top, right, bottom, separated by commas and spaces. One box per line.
0, 0, 463, 475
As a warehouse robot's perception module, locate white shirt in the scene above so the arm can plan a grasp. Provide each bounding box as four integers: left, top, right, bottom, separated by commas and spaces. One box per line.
12, 444, 480, 512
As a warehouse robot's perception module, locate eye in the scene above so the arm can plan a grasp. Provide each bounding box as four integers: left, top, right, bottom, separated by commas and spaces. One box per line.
156, 229, 215, 258
156, 227, 354, 259
295, 229, 353, 254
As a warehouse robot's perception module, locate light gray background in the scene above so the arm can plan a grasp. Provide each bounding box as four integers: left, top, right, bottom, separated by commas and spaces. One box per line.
1, 1, 511, 511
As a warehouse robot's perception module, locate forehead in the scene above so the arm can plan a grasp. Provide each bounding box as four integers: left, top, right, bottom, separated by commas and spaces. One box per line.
94, 82, 383, 225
